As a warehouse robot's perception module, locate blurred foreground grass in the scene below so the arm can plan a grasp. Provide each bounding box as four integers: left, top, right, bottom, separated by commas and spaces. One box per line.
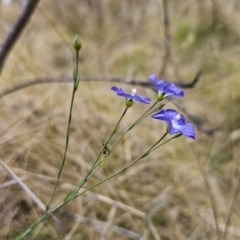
1, 1, 240, 239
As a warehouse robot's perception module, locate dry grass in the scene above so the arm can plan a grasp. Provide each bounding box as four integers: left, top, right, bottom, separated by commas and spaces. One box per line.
1, 0, 240, 239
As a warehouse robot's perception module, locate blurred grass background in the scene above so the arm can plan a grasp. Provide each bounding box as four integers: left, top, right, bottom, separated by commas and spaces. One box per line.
1, 0, 240, 239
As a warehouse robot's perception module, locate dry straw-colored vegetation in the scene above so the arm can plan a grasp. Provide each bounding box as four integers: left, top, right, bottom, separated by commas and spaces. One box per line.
1, 0, 240, 239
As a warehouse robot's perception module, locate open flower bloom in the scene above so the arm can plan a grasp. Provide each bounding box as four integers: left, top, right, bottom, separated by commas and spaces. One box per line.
111, 86, 151, 107
152, 109, 195, 139
149, 74, 184, 101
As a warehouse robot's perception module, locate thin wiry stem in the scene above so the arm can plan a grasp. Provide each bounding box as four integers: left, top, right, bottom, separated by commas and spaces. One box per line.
71, 102, 160, 197
16, 126, 175, 239
74, 134, 173, 200
47, 51, 80, 209
110, 101, 159, 151
69, 102, 162, 198
71, 107, 128, 195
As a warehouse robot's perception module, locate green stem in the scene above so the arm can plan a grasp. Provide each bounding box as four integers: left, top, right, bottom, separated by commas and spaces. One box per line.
71, 107, 128, 195
16, 131, 181, 239
15, 108, 128, 240
47, 51, 79, 209
17, 101, 165, 239
74, 134, 173, 199
71, 102, 160, 197
148, 133, 182, 153
73, 102, 160, 196
110, 101, 159, 151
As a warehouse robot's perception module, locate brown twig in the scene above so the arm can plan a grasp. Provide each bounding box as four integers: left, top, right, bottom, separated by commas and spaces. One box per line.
0, 73, 200, 99
0, 0, 40, 75
178, 70, 202, 88
0, 72, 221, 136
0, 73, 221, 137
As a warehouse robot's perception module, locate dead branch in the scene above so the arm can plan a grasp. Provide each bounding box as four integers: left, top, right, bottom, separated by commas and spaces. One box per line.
0, 0, 40, 75
0, 73, 201, 99
0, 71, 222, 137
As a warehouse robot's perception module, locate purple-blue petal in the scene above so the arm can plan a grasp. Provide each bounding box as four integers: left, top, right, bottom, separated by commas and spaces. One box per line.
168, 125, 182, 135
151, 108, 195, 139
174, 122, 195, 139
164, 83, 184, 97
152, 109, 179, 121
162, 109, 178, 121
148, 74, 158, 86
111, 86, 120, 92
151, 109, 168, 121
149, 74, 184, 99
111, 86, 126, 95
155, 80, 169, 94
133, 94, 151, 104
111, 86, 131, 98
111, 86, 151, 104
175, 114, 186, 125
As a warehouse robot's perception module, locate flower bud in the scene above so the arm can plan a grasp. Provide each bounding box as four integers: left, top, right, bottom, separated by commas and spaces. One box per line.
73, 35, 82, 52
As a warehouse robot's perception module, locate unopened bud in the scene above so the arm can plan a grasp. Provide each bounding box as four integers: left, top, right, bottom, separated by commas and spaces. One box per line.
73, 35, 82, 52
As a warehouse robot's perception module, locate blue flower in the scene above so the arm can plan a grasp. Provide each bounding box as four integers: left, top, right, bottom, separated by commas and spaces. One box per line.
149, 74, 184, 101
111, 86, 151, 107
152, 109, 195, 139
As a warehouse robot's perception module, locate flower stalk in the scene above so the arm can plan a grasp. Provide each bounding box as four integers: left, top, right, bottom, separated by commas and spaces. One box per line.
16, 43, 196, 239
47, 36, 82, 211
